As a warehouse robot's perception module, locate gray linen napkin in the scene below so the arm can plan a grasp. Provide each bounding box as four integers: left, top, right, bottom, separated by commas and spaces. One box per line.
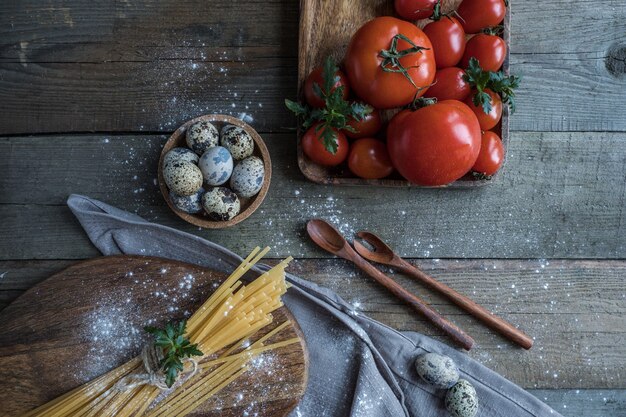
67, 194, 561, 417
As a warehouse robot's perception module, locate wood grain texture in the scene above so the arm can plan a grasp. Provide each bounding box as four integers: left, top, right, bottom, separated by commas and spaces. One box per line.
0, 0, 299, 135
1, 131, 625, 260
296, 0, 510, 187
0, 0, 625, 134
2, 258, 624, 392
528, 389, 626, 417
0, 256, 307, 417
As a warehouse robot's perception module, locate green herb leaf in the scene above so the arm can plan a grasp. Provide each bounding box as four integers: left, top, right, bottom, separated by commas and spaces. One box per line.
473, 91, 493, 114
488, 70, 520, 114
316, 124, 339, 154
321, 56, 337, 95
144, 320, 203, 388
463, 57, 520, 114
284, 99, 308, 117
350, 102, 373, 121
463, 58, 490, 93
285, 57, 373, 155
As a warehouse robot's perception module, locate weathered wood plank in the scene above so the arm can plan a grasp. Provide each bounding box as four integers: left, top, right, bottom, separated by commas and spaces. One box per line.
1, 258, 624, 390
0, 0, 298, 135
528, 389, 626, 417
0, 1, 625, 133
0, 1, 298, 57
510, 53, 626, 132
0, 59, 296, 135
1, 131, 625, 259
289, 258, 626, 390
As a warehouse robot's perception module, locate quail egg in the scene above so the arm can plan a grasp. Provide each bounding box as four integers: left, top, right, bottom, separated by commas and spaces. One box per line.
170, 188, 204, 214
198, 146, 234, 186
220, 125, 254, 160
163, 147, 199, 167
415, 353, 459, 389
202, 187, 240, 221
445, 380, 478, 417
163, 161, 203, 196
186, 121, 219, 155
230, 156, 265, 198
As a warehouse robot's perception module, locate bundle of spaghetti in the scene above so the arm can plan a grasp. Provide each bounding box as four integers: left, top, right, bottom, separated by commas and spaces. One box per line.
21, 247, 298, 417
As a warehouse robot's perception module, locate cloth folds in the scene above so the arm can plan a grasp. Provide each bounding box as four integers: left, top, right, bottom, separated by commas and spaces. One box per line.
67, 195, 561, 417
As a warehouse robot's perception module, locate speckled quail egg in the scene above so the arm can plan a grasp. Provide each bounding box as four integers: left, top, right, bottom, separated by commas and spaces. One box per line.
186, 121, 219, 155
198, 146, 234, 186
202, 187, 240, 221
220, 125, 254, 160
170, 188, 204, 214
163, 161, 203, 196
230, 156, 265, 198
445, 380, 478, 417
163, 147, 199, 167
415, 353, 460, 389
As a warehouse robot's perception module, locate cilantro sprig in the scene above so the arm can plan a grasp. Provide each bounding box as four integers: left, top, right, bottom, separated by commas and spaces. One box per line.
463, 57, 520, 114
285, 57, 372, 154
144, 320, 203, 387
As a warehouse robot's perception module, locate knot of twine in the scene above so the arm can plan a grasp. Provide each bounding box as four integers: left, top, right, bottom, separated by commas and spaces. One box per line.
115, 343, 199, 392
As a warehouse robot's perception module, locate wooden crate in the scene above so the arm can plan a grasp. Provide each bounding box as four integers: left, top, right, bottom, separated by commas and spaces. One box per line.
296, 0, 511, 187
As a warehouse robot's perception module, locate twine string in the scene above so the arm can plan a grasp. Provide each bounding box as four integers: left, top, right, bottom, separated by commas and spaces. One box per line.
115, 343, 199, 392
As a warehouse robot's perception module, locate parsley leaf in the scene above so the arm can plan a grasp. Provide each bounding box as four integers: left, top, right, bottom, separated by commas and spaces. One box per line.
463, 57, 521, 114
285, 57, 372, 154
145, 320, 203, 388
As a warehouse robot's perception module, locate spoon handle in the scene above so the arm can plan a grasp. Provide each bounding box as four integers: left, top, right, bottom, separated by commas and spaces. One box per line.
396, 258, 533, 350
351, 254, 474, 350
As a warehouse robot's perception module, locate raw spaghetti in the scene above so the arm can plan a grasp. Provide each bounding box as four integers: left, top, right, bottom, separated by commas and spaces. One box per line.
21, 247, 299, 417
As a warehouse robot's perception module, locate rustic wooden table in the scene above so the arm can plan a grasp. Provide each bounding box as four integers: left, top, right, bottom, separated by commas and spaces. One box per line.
0, 1, 624, 416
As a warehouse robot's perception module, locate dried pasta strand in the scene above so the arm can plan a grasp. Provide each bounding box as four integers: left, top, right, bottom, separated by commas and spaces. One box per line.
21, 247, 295, 417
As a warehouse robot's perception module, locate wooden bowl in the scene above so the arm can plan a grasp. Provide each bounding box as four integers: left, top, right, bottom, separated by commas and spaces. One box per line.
158, 114, 272, 229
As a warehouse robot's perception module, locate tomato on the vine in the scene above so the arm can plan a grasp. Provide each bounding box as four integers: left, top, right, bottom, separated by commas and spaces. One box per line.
346, 110, 382, 139
460, 33, 507, 71
345, 17, 436, 109
423, 16, 466, 69
387, 100, 481, 186
348, 138, 394, 179
456, 0, 506, 34
394, 0, 438, 20
472, 130, 504, 176
463, 89, 502, 130
425, 67, 471, 101
304, 66, 350, 108
301, 124, 349, 166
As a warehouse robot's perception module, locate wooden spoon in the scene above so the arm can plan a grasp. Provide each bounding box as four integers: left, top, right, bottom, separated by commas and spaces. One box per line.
306, 219, 474, 350
354, 231, 533, 350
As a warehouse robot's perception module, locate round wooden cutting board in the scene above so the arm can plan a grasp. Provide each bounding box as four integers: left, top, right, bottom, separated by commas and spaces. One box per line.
0, 256, 308, 417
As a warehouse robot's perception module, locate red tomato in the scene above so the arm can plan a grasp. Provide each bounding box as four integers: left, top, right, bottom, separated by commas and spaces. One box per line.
301, 124, 349, 166
304, 66, 350, 108
425, 67, 471, 101
456, 0, 506, 34
345, 110, 383, 139
387, 100, 481, 186
345, 17, 436, 109
394, 0, 438, 20
460, 33, 507, 71
348, 138, 394, 179
463, 89, 502, 130
423, 17, 466, 69
472, 130, 504, 175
